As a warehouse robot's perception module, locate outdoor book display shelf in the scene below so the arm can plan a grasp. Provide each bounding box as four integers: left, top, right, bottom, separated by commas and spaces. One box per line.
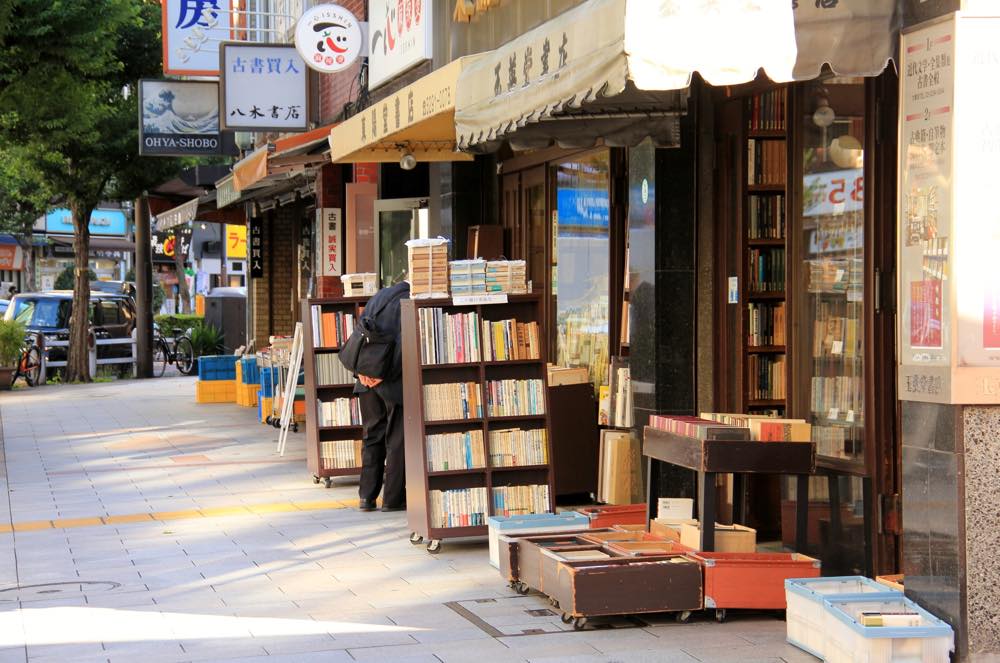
301, 296, 370, 487
643, 425, 816, 552
401, 294, 555, 554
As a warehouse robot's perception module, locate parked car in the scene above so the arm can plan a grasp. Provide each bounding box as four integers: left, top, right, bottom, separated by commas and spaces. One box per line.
4, 291, 136, 363
0, 299, 8, 316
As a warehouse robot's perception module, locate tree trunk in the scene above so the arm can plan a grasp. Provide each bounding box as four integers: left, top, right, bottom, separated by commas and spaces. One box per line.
66, 199, 92, 383
173, 228, 190, 314
15, 234, 34, 292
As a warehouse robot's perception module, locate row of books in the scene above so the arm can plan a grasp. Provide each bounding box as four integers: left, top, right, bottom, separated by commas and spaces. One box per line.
814, 425, 848, 458
486, 260, 528, 294
748, 247, 786, 292
419, 308, 482, 364
429, 487, 489, 528
482, 319, 540, 362
692, 412, 811, 442
748, 353, 787, 401
648, 414, 750, 441
310, 307, 355, 348
319, 439, 362, 469
747, 88, 786, 131
810, 375, 863, 420
748, 302, 786, 347
813, 315, 861, 359
807, 258, 863, 294
449, 259, 487, 296
747, 138, 787, 186
317, 397, 362, 427
315, 353, 353, 386
486, 378, 545, 417
426, 430, 485, 472
488, 427, 547, 467
423, 382, 483, 420
748, 194, 786, 240
492, 484, 550, 517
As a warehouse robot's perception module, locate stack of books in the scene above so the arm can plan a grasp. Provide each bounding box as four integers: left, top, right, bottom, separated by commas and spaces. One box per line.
748, 248, 786, 292
315, 354, 353, 385
488, 427, 547, 467
647, 415, 751, 440
418, 308, 481, 364
426, 430, 486, 471
598, 429, 642, 504
423, 382, 483, 420
429, 487, 489, 528
448, 259, 486, 296
748, 353, 786, 400
317, 397, 362, 427
748, 302, 786, 346
320, 439, 362, 469
310, 307, 355, 348
406, 238, 449, 299
748, 417, 811, 442
492, 484, 550, 517
481, 318, 540, 361
485, 260, 527, 294
340, 272, 377, 296
485, 378, 545, 417
747, 138, 787, 186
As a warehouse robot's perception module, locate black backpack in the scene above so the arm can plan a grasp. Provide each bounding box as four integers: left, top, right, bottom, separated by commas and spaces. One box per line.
337, 287, 405, 379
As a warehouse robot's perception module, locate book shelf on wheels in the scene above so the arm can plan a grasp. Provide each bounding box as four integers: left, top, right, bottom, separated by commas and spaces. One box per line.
401, 294, 556, 554
301, 296, 370, 488
743, 86, 789, 417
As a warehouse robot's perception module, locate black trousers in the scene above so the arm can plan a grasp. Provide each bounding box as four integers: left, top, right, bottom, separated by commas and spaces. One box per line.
358, 387, 405, 506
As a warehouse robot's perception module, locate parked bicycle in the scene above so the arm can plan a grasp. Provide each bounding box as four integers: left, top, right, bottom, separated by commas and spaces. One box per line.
153, 324, 196, 377
13, 332, 43, 387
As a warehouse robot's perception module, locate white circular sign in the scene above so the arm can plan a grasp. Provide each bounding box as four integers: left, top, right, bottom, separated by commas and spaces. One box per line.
641, 178, 649, 204
294, 4, 362, 74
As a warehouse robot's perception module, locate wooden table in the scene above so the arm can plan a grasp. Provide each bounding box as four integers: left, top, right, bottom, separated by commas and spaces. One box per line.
643, 427, 816, 552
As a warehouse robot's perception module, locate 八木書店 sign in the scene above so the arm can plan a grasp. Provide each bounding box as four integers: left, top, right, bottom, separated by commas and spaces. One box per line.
139, 80, 222, 157
295, 4, 364, 74
368, 0, 432, 89
221, 43, 308, 132
162, 0, 233, 76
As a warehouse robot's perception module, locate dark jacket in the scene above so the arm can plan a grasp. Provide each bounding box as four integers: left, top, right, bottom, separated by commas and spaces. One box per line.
353, 281, 409, 404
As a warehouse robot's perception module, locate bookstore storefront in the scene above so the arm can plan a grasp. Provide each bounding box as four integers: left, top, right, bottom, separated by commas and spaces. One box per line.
454, 0, 900, 577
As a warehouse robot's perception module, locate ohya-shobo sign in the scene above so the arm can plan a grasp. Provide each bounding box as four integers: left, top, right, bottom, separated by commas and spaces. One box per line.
139, 79, 222, 156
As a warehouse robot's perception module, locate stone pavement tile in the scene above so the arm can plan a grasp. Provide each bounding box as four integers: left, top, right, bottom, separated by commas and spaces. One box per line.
679, 642, 791, 663
82, 593, 158, 609
173, 640, 270, 662
529, 651, 698, 663
23, 643, 107, 661
643, 624, 756, 650
353, 637, 521, 663
408, 626, 496, 645
212, 650, 355, 663
0, 649, 26, 663
580, 628, 680, 653
248, 633, 338, 655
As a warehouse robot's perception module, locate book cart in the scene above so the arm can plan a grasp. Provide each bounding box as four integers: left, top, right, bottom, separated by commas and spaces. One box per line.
301, 296, 370, 488
401, 294, 556, 554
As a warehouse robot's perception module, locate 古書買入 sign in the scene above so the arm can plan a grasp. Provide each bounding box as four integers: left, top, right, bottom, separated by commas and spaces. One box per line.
295, 4, 363, 74
220, 43, 308, 132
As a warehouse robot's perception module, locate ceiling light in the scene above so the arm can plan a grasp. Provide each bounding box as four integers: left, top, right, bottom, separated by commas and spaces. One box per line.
399, 151, 417, 171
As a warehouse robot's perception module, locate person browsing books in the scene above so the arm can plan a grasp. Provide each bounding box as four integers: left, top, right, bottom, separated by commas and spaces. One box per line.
355, 279, 410, 512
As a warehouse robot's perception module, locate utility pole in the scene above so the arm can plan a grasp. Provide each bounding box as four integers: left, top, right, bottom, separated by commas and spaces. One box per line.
134, 193, 153, 378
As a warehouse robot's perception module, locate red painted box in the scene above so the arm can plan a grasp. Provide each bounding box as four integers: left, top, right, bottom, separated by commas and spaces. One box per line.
576, 504, 647, 529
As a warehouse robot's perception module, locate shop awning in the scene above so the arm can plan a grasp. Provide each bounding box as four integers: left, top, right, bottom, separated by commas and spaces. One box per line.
154, 197, 199, 232
49, 236, 136, 252
232, 125, 336, 192
455, 0, 897, 151
0, 235, 24, 271
328, 57, 480, 164
155, 190, 246, 231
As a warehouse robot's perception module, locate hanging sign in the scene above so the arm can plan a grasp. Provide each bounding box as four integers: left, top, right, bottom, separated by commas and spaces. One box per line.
317, 208, 342, 277
220, 43, 309, 132
162, 0, 233, 76
139, 80, 222, 157
295, 4, 364, 74
227, 224, 247, 260
368, 0, 432, 89
249, 216, 264, 278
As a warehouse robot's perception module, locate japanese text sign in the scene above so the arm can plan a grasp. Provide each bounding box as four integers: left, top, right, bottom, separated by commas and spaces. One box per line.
249, 216, 264, 278
226, 224, 247, 260
139, 80, 222, 157
162, 0, 233, 76
317, 208, 342, 277
368, 0, 432, 89
221, 43, 308, 132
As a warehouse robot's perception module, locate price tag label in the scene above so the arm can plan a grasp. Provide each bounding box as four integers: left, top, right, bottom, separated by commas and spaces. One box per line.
835, 268, 846, 282
452, 293, 509, 306
831, 340, 844, 355
846, 410, 856, 423
828, 407, 840, 420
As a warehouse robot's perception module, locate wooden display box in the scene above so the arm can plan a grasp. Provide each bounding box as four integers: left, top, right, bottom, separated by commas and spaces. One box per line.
643, 428, 815, 475
650, 518, 699, 542
606, 540, 694, 556
576, 504, 647, 529
679, 522, 756, 553
496, 531, 614, 585
691, 551, 820, 610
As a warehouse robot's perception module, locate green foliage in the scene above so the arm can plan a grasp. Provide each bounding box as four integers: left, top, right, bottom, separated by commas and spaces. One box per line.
152, 279, 165, 313
189, 321, 224, 357
155, 314, 203, 339
0, 318, 25, 367
54, 265, 96, 291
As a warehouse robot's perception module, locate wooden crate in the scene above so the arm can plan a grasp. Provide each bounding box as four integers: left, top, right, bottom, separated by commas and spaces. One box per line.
691, 551, 820, 611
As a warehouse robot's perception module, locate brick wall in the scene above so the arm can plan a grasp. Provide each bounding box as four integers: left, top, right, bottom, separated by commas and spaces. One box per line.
251, 206, 301, 343
317, 0, 366, 124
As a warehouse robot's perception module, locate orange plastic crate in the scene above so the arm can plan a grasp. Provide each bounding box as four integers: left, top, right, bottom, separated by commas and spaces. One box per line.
691, 551, 820, 610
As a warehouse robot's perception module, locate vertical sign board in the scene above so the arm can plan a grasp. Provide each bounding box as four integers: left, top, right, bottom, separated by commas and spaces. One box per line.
318, 208, 343, 277
226, 224, 247, 260
368, 0, 432, 89
220, 43, 309, 133
139, 80, 222, 156
162, 0, 232, 76
249, 215, 264, 279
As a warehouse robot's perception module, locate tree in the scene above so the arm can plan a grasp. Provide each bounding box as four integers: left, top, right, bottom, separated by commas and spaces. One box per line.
55, 265, 96, 291
0, 1, 187, 381
0, 144, 52, 290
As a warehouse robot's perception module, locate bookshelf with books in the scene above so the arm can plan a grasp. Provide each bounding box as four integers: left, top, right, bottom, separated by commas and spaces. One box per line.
301, 296, 370, 487
401, 294, 555, 552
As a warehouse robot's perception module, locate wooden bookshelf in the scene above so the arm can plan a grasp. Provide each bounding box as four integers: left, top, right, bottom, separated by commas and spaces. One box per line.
742, 86, 789, 415
301, 296, 370, 487
401, 294, 556, 553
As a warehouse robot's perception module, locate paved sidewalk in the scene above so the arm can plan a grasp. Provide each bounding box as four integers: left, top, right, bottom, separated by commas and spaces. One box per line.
0, 377, 816, 663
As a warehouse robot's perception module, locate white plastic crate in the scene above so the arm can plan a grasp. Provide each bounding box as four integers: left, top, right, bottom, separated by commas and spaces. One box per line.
785, 576, 903, 659
487, 513, 590, 568
823, 596, 954, 663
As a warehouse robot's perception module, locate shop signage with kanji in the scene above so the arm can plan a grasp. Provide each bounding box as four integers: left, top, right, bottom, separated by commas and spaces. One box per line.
226, 224, 247, 260
317, 208, 342, 277
139, 80, 222, 157
249, 215, 264, 278
220, 43, 308, 132
368, 0, 432, 89
162, 0, 232, 76
295, 4, 364, 74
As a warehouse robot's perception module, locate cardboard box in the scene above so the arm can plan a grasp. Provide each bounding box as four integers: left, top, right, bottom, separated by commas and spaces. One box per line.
650, 518, 698, 542
679, 521, 756, 552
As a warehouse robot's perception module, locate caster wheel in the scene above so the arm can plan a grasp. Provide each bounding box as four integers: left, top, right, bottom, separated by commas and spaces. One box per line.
573, 617, 588, 631
312, 476, 321, 484
560, 613, 574, 624
409, 532, 424, 545
548, 596, 559, 607
676, 610, 692, 624
323, 477, 332, 488
715, 609, 727, 623
426, 539, 441, 554
292, 423, 299, 433
515, 582, 530, 595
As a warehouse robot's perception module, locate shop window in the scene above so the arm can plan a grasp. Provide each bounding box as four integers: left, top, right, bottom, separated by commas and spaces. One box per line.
551, 150, 611, 387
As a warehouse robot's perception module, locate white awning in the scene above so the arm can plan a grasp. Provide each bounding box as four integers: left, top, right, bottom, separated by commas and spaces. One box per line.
455, 0, 897, 151
154, 197, 199, 232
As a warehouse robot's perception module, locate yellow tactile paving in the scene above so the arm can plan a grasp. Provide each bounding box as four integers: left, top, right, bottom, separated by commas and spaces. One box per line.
1, 498, 353, 533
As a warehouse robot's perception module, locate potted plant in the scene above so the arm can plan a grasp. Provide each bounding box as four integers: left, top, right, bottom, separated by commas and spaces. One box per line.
0, 319, 26, 390
187, 321, 225, 376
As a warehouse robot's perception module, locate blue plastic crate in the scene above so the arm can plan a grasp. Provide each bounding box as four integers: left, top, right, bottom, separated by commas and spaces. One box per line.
198, 355, 239, 381
239, 357, 259, 384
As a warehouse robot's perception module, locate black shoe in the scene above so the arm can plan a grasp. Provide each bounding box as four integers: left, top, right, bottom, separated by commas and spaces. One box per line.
359, 499, 377, 511
381, 504, 406, 512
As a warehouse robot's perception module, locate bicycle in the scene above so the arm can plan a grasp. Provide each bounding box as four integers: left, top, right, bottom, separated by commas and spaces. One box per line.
152, 325, 196, 377
13, 332, 43, 387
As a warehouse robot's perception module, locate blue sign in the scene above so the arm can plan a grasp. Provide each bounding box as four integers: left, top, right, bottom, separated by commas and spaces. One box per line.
45, 208, 128, 236
556, 188, 610, 231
